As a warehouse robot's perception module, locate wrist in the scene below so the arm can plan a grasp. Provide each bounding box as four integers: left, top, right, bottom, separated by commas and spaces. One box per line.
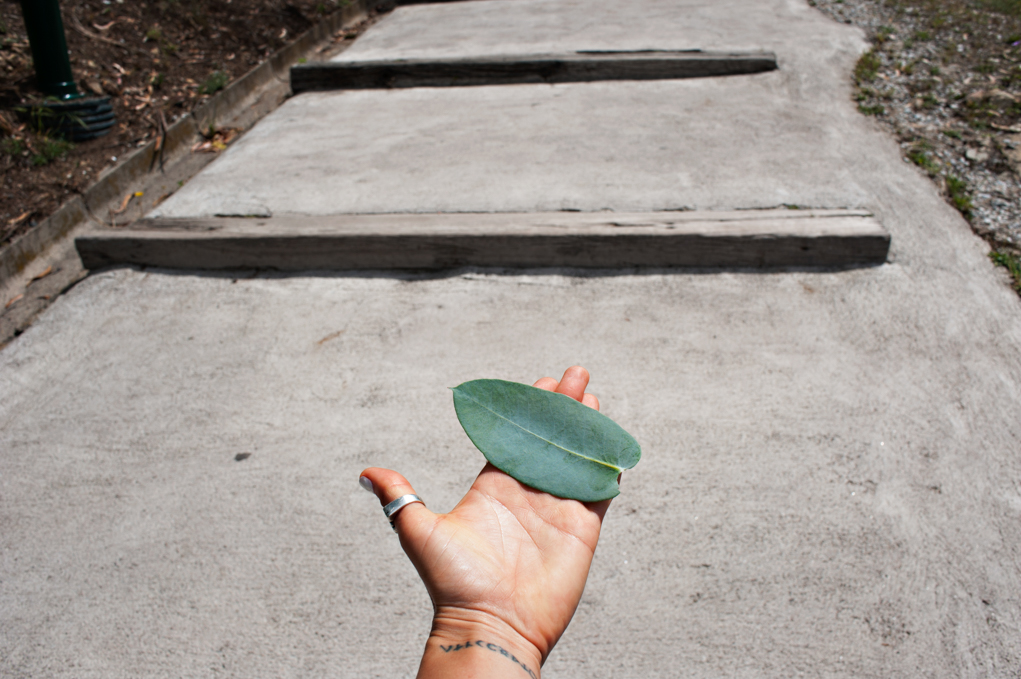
418, 607, 543, 679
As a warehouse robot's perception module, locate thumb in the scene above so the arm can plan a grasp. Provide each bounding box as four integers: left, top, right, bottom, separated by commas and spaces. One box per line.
359, 467, 436, 542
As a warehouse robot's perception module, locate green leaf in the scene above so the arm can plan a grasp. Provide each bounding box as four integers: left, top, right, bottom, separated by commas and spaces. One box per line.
451, 379, 641, 502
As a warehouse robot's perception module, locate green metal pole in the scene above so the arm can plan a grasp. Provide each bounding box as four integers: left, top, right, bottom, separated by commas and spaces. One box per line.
19, 0, 81, 100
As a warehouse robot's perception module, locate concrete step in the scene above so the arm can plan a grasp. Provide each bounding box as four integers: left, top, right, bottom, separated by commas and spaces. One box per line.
75, 208, 888, 271
291, 50, 777, 92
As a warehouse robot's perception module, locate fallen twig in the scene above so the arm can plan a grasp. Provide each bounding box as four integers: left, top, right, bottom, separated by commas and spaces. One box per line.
110, 191, 144, 216
1, 211, 32, 241
7, 211, 31, 228
991, 123, 1021, 134
0, 111, 16, 136
70, 10, 146, 56
29, 266, 54, 283
155, 109, 168, 169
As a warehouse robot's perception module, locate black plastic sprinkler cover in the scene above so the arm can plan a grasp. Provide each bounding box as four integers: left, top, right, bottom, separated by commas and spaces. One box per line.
18, 0, 116, 140
26, 97, 117, 142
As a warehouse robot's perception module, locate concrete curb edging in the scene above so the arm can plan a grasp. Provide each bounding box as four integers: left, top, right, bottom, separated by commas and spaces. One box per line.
0, 0, 389, 293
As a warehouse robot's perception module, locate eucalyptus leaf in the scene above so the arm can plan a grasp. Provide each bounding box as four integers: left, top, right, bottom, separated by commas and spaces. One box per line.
451, 379, 641, 502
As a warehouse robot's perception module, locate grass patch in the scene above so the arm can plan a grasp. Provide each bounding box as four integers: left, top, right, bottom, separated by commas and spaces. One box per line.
990, 250, 1021, 291
199, 70, 229, 95
981, 0, 1021, 17
908, 144, 940, 174
30, 137, 74, 166
1003, 65, 1021, 87
946, 174, 973, 216
858, 103, 886, 115
855, 50, 882, 83
875, 25, 896, 44
1, 137, 25, 156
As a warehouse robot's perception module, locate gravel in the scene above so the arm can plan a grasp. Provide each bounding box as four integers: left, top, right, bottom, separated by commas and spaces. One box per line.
810, 0, 1021, 258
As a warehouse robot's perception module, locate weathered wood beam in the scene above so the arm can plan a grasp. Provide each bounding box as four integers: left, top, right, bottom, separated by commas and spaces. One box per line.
75, 209, 889, 271
291, 51, 778, 92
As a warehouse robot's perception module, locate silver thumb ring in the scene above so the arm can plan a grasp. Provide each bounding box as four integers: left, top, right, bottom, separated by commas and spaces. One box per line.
383, 494, 424, 532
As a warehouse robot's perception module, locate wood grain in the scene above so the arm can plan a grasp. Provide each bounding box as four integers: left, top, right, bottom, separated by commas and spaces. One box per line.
76, 210, 889, 270
291, 51, 778, 92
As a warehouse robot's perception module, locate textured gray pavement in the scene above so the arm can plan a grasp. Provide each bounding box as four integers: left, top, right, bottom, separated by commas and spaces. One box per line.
4, 1, 1021, 677
153, 0, 867, 217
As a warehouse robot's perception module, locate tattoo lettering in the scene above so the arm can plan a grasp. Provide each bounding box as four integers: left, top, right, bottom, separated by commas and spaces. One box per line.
438, 639, 538, 679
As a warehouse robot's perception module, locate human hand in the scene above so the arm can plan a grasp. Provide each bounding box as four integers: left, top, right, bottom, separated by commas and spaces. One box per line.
359, 366, 611, 679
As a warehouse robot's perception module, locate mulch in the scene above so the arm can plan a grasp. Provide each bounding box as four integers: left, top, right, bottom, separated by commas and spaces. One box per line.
0, 0, 366, 248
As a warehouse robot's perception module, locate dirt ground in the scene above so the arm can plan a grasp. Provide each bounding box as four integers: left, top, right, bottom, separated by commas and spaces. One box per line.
0, 0, 368, 249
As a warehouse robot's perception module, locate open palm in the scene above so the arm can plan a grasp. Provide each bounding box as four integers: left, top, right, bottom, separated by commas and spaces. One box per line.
360, 367, 611, 664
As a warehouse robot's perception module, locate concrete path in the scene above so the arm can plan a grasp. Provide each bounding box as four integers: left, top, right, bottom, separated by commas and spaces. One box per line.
150, 0, 866, 216
3, 1, 1021, 677
81, 0, 888, 270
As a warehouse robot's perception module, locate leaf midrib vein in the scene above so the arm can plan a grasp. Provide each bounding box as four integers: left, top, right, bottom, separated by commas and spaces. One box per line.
464, 393, 621, 472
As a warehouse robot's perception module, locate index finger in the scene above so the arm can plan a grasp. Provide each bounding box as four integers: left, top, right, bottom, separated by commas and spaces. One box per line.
533, 367, 599, 411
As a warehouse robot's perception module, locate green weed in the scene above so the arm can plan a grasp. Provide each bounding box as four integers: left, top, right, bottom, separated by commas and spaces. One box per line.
1003, 66, 1021, 87
908, 144, 940, 175
199, 70, 229, 95
855, 50, 882, 84
1, 137, 25, 156
30, 137, 74, 166
990, 250, 1021, 291
946, 175, 973, 216
858, 103, 886, 115
981, 0, 1021, 17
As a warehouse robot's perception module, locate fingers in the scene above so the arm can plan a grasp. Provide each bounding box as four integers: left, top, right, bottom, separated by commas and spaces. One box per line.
532, 376, 559, 392
359, 467, 434, 536
554, 366, 589, 401
534, 366, 599, 411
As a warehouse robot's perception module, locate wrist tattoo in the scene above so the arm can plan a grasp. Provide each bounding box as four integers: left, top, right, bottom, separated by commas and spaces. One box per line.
438, 639, 538, 679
